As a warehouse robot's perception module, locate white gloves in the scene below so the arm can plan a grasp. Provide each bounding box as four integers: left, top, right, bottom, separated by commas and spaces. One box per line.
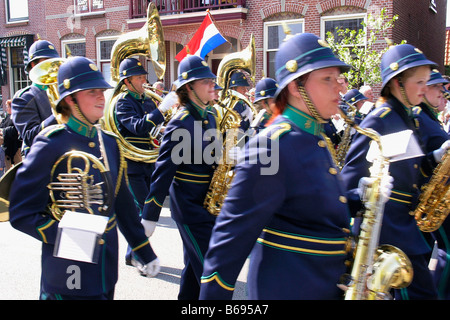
241, 105, 253, 123
433, 140, 450, 163
357, 175, 394, 203
141, 219, 157, 238
158, 91, 178, 114
136, 258, 161, 277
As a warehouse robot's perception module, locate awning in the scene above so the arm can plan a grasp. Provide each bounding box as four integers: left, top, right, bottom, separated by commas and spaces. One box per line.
0, 35, 34, 65
0, 35, 28, 48
0, 35, 34, 86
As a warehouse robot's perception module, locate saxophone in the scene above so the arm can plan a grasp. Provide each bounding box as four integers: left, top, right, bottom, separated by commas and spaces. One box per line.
412, 150, 449, 232
341, 111, 413, 300
335, 102, 356, 170
203, 35, 255, 216
203, 100, 241, 216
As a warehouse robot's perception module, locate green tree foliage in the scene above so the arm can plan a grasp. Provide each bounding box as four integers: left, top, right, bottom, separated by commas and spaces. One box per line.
326, 8, 404, 88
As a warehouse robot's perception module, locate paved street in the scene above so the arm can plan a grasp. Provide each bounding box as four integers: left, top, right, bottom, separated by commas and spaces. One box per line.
0, 203, 249, 300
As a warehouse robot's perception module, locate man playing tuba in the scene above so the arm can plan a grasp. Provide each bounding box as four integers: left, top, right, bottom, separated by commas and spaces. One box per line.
113, 57, 172, 265
11, 39, 61, 156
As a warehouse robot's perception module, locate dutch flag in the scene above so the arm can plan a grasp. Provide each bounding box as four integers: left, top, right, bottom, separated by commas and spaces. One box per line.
175, 11, 227, 62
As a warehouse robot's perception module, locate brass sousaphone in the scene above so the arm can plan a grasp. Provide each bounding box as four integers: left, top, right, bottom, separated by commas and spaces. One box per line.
103, 2, 166, 163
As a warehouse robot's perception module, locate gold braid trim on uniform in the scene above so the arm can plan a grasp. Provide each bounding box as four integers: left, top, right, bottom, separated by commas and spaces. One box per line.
297, 84, 327, 124
320, 132, 338, 166
115, 137, 127, 196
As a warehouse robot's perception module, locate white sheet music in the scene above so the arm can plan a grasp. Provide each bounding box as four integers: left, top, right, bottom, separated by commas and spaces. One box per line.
366, 129, 424, 163
54, 211, 108, 263
56, 228, 99, 263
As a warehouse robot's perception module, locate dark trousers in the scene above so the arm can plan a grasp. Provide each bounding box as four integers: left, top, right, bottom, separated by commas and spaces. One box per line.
176, 221, 215, 300
394, 253, 438, 300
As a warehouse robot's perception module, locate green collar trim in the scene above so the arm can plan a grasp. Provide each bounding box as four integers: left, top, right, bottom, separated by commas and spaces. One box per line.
189, 100, 211, 119
127, 89, 145, 101
282, 104, 322, 136
32, 83, 47, 91
67, 115, 97, 138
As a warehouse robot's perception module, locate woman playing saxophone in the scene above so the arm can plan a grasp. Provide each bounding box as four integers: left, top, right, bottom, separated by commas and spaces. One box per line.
341, 44, 449, 300
199, 33, 392, 300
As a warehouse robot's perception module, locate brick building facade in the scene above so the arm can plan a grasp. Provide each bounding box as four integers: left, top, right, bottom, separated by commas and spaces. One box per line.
0, 0, 447, 104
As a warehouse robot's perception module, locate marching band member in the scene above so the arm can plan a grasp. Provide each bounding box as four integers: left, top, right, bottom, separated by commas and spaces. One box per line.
141, 55, 220, 299
199, 33, 379, 299
113, 57, 171, 264
229, 71, 253, 131
11, 40, 60, 156
341, 44, 448, 299
252, 77, 277, 130
9, 56, 160, 300
342, 88, 369, 125
414, 69, 450, 299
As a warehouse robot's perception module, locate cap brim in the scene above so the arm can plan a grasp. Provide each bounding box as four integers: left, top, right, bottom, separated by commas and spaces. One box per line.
381, 59, 438, 92
274, 61, 351, 99
56, 79, 113, 107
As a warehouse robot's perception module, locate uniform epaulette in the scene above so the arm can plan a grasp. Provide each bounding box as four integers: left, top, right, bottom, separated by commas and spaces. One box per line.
101, 128, 119, 139
173, 109, 190, 121
372, 106, 392, 119
40, 124, 65, 137
15, 86, 31, 98
260, 122, 292, 140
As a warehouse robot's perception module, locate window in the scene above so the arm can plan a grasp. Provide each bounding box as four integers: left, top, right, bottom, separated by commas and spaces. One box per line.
321, 13, 366, 45
5, 0, 29, 23
264, 19, 304, 79
208, 36, 238, 76
96, 36, 118, 84
9, 47, 30, 95
74, 0, 104, 15
62, 39, 86, 58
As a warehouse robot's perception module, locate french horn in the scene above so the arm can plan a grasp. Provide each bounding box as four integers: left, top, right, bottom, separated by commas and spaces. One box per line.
48, 150, 114, 221
102, 2, 166, 163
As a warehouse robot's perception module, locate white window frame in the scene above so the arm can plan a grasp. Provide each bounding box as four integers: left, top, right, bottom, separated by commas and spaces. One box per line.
8, 47, 30, 97
5, 0, 29, 24
320, 13, 367, 47
73, 0, 105, 16
61, 38, 86, 58
170, 41, 182, 86
96, 35, 119, 84
263, 19, 305, 79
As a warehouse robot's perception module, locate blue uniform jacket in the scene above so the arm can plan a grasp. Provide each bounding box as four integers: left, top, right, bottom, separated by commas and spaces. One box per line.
9, 116, 157, 296
341, 97, 437, 256
414, 103, 449, 153
200, 105, 352, 300
142, 102, 220, 224
11, 83, 58, 155
115, 90, 164, 175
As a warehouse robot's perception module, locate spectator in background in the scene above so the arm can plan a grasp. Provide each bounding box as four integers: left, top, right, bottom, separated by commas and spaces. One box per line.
337, 74, 349, 95
152, 81, 166, 98
0, 99, 21, 171
359, 85, 374, 102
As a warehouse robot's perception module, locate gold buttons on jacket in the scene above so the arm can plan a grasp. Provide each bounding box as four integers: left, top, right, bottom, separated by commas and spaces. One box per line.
88, 142, 96, 148
339, 196, 347, 203
318, 140, 326, 148
329, 168, 338, 175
